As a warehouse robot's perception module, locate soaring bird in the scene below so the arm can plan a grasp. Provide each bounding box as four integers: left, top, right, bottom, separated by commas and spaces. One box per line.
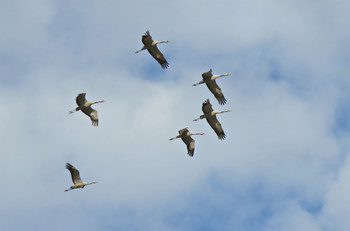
135, 30, 169, 69
64, 163, 97, 192
69, 93, 105, 126
193, 99, 231, 140
193, 69, 231, 105
169, 126, 205, 157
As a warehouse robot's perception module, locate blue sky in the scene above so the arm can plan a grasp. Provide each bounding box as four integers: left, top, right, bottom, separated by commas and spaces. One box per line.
1, 0, 350, 230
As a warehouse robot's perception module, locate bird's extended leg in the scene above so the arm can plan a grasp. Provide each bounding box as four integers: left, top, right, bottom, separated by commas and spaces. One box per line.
169, 135, 181, 141
193, 115, 206, 121
135, 47, 146, 53
68, 107, 79, 114
64, 188, 73, 192
192, 80, 205, 86
212, 73, 231, 80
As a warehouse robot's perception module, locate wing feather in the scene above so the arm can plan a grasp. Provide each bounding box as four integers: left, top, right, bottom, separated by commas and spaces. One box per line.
181, 135, 195, 157
206, 81, 227, 105
202, 99, 214, 114
148, 47, 169, 69
76, 93, 87, 106
202, 69, 212, 80
81, 107, 99, 126
206, 115, 226, 140
66, 163, 83, 184
142, 30, 153, 45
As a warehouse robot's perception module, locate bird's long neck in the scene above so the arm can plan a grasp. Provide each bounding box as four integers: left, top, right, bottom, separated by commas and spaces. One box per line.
212, 73, 231, 80
92, 100, 104, 105
189, 132, 205, 136
86, 181, 97, 185
212, 110, 230, 115
154, 40, 169, 45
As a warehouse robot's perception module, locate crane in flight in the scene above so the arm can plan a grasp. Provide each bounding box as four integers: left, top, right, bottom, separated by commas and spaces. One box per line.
193, 99, 231, 140
135, 30, 169, 69
64, 163, 97, 192
169, 126, 205, 157
193, 69, 231, 105
69, 93, 105, 126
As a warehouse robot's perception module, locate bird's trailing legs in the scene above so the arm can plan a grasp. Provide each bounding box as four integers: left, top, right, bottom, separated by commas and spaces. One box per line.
169, 126, 187, 140
64, 187, 73, 192
69, 108, 79, 114
135, 47, 146, 53
169, 135, 180, 141
192, 80, 205, 86
193, 115, 206, 121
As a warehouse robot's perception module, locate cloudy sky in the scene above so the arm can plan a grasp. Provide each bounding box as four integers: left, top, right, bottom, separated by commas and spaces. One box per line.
1, 0, 350, 230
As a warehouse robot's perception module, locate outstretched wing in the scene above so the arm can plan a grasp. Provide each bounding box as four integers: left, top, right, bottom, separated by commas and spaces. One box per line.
181, 135, 195, 157
81, 107, 98, 126
76, 93, 87, 106
206, 81, 227, 105
178, 128, 189, 135
201, 69, 212, 80
202, 99, 226, 139
206, 115, 226, 140
66, 163, 83, 184
142, 30, 153, 45
147, 46, 169, 69
202, 99, 214, 114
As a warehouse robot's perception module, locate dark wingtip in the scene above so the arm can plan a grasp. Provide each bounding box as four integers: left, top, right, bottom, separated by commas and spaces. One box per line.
218, 133, 226, 140
91, 119, 98, 127
203, 99, 210, 104
144, 30, 150, 36
218, 98, 227, 105
65, 163, 72, 169
188, 150, 194, 157
161, 62, 169, 69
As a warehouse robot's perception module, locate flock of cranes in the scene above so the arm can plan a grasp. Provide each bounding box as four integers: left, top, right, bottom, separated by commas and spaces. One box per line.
64, 30, 231, 191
